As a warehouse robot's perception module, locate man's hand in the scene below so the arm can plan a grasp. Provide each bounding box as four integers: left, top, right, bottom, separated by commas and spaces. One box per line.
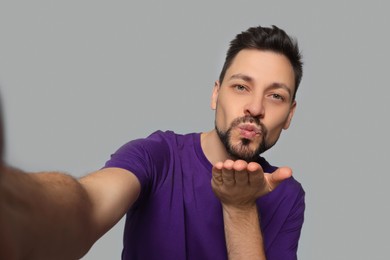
211, 160, 293, 259
211, 159, 292, 208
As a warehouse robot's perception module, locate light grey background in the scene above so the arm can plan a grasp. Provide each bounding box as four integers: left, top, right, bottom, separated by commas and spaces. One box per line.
1, 1, 389, 259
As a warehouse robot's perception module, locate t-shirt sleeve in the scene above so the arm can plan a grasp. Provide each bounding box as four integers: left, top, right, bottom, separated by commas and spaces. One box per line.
266, 183, 305, 260
103, 131, 172, 202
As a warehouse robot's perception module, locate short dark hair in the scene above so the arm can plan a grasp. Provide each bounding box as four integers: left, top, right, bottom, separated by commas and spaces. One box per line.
219, 25, 303, 101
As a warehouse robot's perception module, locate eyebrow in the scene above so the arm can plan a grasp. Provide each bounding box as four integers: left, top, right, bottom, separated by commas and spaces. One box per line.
229, 73, 293, 98
229, 73, 255, 83
268, 82, 293, 98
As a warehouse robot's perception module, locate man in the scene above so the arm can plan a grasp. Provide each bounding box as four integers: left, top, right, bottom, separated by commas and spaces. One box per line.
0, 25, 305, 259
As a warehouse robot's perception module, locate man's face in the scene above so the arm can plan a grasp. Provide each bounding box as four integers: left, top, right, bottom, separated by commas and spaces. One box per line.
212, 49, 296, 162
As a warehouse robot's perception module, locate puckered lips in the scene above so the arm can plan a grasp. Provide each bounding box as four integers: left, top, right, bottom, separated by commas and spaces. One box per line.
237, 123, 262, 139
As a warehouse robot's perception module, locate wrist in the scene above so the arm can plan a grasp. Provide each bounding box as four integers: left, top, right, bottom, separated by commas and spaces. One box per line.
222, 203, 259, 221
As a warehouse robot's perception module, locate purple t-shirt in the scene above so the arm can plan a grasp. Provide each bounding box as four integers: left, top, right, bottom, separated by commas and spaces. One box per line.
104, 131, 305, 260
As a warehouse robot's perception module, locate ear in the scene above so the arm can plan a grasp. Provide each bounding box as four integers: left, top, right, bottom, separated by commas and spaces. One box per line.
211, 81, 220, 110
283, 101, 297, 130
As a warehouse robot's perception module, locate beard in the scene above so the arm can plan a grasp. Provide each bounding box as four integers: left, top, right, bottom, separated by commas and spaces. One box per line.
215, 115, 272, 162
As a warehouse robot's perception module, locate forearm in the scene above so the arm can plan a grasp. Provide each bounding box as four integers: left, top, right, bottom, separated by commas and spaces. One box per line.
222, 204, 266, 260
0, 166, 95, 259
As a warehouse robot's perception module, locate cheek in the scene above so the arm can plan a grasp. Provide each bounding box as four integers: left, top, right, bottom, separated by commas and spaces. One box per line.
264, 111, 291, 136
215, 102, 235, 129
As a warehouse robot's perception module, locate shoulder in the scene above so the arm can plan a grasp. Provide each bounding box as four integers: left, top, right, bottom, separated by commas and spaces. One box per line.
273, 176, 305, 221
273, 176, 305, 208
114, 130, 177, 155
280, 176, 305, 196
139, 130, 199, 153
258, 157, 304, 198
127, 130, 196, 148
105, 130, 199, 168
258, 172, 305, 212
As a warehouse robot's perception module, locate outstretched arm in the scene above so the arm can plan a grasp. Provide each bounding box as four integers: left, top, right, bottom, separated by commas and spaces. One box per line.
0, 166, 140, 260
211, 159, 292, 260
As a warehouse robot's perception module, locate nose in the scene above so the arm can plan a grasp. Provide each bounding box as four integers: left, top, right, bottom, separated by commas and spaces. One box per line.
244, 96, 265, 119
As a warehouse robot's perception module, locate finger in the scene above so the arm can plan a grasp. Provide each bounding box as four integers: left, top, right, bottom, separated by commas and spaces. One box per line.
266, 166, 292, 190
232, 160, 249, 185
221, 160, 235, 186
247, 162, 265, 185
211, 161, 224, 185
247, 162, 262, 172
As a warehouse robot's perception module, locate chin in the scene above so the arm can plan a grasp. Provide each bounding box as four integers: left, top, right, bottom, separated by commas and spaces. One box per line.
228, 141, 261, 162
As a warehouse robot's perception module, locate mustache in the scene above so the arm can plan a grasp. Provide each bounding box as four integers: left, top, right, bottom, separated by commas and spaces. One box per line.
230, 116, 267, 135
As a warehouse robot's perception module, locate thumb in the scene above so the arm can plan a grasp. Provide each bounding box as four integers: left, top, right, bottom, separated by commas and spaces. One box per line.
266, 167, 292, 190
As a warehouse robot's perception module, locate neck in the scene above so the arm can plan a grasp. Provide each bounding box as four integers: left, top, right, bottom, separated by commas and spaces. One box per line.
201, 129, 232, 165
